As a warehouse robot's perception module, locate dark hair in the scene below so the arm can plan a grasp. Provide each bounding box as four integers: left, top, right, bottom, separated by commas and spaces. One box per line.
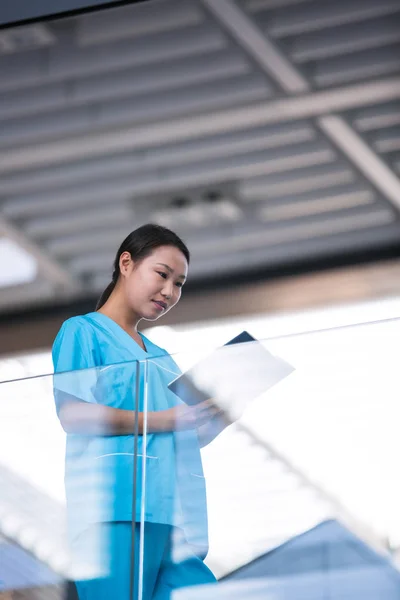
96, 223, 190, 310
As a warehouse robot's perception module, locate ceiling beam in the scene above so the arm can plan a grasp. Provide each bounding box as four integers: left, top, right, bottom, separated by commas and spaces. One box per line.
4, 142, 335, 218
202, 0, 308, 92
319, 116, 400, 211
202, 0, 400, 215
1, 76, 400, 174
62, 215, 400, 281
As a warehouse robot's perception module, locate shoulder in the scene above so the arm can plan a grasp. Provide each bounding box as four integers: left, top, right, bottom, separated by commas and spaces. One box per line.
52, 315, 100, 372
54, 315, 96, 343
59, 314, 91, 330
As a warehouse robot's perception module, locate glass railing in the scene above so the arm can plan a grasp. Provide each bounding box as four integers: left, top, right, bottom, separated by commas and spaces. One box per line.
1, 319, 400, 598
143, 322, 400, 599
0, 359, 144, 598
0, 370, 68, 597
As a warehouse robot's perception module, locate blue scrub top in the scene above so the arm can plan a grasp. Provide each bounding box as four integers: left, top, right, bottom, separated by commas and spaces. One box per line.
52, 312, 208, 556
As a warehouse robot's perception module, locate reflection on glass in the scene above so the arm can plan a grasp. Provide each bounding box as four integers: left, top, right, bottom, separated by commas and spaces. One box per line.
2, 321, 400, 598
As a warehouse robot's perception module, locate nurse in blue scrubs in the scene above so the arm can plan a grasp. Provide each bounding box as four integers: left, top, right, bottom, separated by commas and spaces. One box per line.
52, 224, 229, 600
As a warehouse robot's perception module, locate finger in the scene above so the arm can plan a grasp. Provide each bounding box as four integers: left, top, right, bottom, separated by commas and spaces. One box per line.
197, 406, 224, 422
195, 401, 213, 413
198, 399, 214, 410
198, 405, 220, 419
209, 402, 224, 413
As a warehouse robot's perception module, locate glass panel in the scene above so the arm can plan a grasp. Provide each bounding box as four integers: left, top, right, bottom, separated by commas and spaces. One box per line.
141, 321, 400, 599
2, 317, 400, 598
0, 373, 67, 595
0, 358, 143, 599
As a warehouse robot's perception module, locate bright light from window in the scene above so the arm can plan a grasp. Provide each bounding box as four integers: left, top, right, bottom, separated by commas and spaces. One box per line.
0, 238, 37, 288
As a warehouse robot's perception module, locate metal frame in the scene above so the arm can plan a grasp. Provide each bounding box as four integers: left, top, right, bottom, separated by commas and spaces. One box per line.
0, 0, 147, 29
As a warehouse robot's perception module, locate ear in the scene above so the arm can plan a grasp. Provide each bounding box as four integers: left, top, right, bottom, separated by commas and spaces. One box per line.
119, 251, 133, 276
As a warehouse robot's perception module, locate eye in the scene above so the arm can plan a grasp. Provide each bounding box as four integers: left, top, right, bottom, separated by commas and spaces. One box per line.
175, 281, 183, 288
157, 271, 167, 279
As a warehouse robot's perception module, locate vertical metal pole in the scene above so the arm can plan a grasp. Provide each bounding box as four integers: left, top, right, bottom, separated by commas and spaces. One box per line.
130, 360, 141, 600
138, 359, 148, 600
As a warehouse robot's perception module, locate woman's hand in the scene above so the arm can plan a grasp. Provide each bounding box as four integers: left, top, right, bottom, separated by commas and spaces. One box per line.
164, 400, 224, 431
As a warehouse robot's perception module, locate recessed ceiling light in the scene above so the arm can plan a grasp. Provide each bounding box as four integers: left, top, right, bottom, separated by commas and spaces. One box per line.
203, 190, 223, 203
0, 238, 37, 288
170, 197, 191, 209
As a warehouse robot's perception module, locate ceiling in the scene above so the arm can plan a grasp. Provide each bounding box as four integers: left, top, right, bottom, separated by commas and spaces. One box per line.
1, 0, 400, 315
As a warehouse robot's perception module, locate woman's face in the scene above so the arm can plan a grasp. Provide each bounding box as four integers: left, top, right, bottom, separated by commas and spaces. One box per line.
120, 245, 188, 321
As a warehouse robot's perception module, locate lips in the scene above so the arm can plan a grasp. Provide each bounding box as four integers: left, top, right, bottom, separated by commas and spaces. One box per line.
152, 300, 167, 310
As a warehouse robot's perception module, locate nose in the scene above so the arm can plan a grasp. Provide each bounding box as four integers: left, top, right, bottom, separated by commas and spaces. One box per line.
161, 281, 173, 300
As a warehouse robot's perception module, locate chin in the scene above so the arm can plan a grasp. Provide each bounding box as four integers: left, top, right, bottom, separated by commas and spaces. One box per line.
142, 312, 163, 322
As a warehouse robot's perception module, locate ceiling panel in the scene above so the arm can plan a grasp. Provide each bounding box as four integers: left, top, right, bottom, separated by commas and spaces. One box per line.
0, 0, 399, 313
262, 0, 400, 38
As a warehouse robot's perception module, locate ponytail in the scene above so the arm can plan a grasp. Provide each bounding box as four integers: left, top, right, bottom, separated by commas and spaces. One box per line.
96, 266, 119, 310
95, 281, 116, 310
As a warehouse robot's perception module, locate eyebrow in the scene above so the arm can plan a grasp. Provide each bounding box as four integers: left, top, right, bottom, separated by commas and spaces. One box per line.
156, 263, 186, 280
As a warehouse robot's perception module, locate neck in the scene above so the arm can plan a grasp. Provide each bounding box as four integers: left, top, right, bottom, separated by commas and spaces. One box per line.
98, 292, 141, 333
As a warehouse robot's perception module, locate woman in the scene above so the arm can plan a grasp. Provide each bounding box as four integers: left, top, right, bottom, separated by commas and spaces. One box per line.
52, 224, 228, 600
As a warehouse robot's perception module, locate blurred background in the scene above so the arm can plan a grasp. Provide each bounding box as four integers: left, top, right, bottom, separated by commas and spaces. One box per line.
1, 0, 400, 598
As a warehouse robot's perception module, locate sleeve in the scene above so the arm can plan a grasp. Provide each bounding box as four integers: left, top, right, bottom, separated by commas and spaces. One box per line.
52, 318, 99, 415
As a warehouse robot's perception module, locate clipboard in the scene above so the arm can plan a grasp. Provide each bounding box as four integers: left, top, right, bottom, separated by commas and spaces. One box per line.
168, 331, 294, 411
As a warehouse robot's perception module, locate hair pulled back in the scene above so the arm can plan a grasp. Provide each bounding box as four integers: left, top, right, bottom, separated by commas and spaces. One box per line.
96, 223, 190, 310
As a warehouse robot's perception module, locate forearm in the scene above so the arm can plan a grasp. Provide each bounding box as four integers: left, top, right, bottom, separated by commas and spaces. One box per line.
58, 398, 219, 437
59, 401, 173, 435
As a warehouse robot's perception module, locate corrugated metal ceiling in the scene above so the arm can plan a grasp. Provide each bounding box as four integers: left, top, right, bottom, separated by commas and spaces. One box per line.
0, 0, 400, 312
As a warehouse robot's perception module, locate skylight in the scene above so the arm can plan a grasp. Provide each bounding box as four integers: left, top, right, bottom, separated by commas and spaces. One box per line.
0, 238, 38, 288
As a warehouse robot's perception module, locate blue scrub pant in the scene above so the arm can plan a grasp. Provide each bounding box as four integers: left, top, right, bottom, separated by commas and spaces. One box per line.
74, 522, 216, 600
